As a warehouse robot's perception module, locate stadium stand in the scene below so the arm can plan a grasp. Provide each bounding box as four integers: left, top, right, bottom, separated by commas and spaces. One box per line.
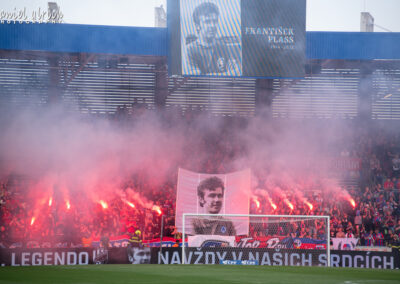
0, 24, 399, 250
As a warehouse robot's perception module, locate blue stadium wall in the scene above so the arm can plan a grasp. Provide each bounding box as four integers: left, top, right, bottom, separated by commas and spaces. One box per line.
1, 24, 400, 120
1, 23, 400, 60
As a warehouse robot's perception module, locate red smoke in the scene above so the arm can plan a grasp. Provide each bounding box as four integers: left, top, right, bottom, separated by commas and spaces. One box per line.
338, 188, 356, 208
284, 199, 294, 211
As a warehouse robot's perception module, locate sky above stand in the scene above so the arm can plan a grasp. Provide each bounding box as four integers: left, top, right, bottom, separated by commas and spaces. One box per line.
1, 0, 399, 32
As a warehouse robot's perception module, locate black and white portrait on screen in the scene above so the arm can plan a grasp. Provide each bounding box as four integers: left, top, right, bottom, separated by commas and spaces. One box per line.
180, 0, 242, 76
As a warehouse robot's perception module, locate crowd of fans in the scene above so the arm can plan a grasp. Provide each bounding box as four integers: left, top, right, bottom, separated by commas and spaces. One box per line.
249, 124, 400, 247
0, 176, 173, 248
0, 107, 399, 249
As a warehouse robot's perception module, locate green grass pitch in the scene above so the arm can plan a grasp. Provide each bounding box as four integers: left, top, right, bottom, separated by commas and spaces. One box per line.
1, 265, 399, 284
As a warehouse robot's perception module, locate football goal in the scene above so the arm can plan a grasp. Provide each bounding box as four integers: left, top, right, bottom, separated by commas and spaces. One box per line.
182, 213, 330, 267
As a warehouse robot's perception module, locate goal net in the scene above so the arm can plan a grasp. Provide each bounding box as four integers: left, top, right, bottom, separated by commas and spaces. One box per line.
182, 213, 330, 266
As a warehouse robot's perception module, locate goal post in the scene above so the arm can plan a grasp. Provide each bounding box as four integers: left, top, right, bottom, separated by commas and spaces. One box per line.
182, 213, 330, 267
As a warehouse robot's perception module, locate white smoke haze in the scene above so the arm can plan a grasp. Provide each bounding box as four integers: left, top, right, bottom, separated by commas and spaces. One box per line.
0, 106, 184, 191
124, 188, 154, 209
234, 116, 354, 186
0, 102, 361, 227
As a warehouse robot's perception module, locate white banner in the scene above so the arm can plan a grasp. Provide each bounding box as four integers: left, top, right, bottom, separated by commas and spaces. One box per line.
332, 238, 358, 250
188, 235, 235, 248
176, 168, 251, 236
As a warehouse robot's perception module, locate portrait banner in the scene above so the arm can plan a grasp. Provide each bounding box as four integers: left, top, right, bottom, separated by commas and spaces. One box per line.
175, 168, 251, 236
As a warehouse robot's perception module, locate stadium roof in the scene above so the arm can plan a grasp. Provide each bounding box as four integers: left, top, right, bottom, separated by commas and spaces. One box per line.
0, 24, 399, 120
1, 24, 400, 60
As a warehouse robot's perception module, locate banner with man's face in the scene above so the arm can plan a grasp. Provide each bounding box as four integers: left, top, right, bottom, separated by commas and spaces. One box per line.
175, 168, 251, 236
168, 0, 306, 78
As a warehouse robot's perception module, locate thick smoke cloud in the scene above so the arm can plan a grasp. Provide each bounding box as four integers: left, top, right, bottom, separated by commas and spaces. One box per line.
0, 106, 186, 206
0, 103, 358, 229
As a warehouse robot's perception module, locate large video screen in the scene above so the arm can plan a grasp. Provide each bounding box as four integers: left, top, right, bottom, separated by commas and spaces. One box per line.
168, 0, 306, 78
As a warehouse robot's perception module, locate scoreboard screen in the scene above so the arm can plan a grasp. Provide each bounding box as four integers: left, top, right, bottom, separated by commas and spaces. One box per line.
168, 0, 306, 78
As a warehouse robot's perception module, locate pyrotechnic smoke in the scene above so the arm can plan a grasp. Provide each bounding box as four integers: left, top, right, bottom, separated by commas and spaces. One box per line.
125, 188, 154, 209
123, 200, 135, 208
254, 188, 277, 211
337, 187, 356, 208
0, 102, 361, 241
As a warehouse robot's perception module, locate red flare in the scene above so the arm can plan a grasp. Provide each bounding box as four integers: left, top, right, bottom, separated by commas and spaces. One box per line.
341, 190, 356, 209
152, 205, 162, 215
253, 198, 260, 209
66, 200, 71, 210
267, 197, 277, 210
30, 217, 36, 226
125, 200, 135, 208
284, 199, 294, 211
48, 197, 53, 207
305, 201, 313, 211
99, 200, 108, 209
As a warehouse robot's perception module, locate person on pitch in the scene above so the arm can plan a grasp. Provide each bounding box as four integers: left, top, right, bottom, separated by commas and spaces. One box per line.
127, 229, 151, 264
128, 229, 143, 247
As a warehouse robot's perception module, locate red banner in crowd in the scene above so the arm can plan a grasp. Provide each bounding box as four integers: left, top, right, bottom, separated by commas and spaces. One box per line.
235, 236, 327, 250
